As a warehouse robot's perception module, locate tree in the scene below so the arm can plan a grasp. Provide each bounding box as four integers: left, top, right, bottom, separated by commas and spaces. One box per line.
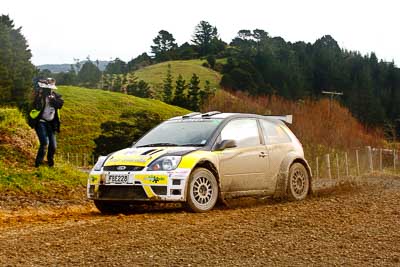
172, 74, 188, 107
127, 53, 153, 72
206, 55, 216, 69
188, 73, 201, 110
199, 80, 215, 107
162, 64, 173, 103
192, 21, 219, 56
77, 60, 101, 88
151, 30, 178, 62
104, 58, 127, 74
127, 80, 151, 98
0, 15, 35, 105
175, 42, 198, 60
111, 74, 123, 92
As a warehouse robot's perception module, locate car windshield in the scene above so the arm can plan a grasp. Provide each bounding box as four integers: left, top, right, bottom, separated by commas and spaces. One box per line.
135, 119, 223, 147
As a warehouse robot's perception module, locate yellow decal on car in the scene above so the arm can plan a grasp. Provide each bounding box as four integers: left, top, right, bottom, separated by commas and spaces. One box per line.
135, 174, 168, 185
178, 151, 216, 169
143, 186, 156, 199
89, 174, 100, 185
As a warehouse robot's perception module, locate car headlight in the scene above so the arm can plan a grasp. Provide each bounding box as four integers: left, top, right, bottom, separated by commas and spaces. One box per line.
93, 156, 107, 171
147, 156, 181, 171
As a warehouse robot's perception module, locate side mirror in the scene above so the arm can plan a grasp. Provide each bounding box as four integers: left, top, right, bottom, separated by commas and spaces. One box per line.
215, 139, 237, 151
132, 141, 136, 147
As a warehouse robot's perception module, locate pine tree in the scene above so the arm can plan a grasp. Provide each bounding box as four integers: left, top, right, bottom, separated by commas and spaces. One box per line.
199, 80, 215, 107
172, 74, 188, 108
162, 64, 173, 103
127, 80, 151, 98
77, 60, 101, 88
0, 15, 35, 105
188, 73, 201, 111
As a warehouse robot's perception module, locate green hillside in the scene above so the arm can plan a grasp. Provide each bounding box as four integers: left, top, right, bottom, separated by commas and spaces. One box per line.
57, 86, 189, 155
135, 60, 222, 97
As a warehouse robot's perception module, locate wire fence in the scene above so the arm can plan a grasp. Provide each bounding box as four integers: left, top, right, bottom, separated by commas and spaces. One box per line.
309, 146, 399, 179
58, 146, 400, 178
56, 153, 96, 168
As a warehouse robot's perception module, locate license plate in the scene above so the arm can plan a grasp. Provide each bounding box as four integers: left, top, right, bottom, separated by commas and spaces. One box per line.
106, 174, 129, 184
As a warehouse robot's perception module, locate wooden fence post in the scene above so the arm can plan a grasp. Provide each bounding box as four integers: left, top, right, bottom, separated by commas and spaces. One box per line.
345, 152, 349, 176
67, 153, 70, 163
336, 153, 340, 179
316, 157, 319, 179
394, 149, 396, 171
326, 154, 332, 179
367, 146, 373, 172
356, 150, 360, 176
379, 148, 383, 171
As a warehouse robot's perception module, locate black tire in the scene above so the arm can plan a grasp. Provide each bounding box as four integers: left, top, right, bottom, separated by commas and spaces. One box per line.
94, 200, 128, 214
287, 163, 310, 201
185, 167, 219, 213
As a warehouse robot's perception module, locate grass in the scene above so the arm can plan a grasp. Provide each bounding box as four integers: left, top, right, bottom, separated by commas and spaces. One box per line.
0, 162, 87, 196
135, 60, 222, 98
0, 108, 87, 197
57, 86, 189, 154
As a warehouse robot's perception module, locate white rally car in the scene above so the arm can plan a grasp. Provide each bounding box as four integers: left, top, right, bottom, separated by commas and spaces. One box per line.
88, 112, 312, 213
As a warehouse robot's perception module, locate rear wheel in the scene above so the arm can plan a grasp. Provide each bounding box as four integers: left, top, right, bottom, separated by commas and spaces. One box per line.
185, 168, 219, 213
287, 163, 310, 201
94, 200, 129, 214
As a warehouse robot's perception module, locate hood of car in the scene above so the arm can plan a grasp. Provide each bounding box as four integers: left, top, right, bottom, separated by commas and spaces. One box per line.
103, 147, 198, 167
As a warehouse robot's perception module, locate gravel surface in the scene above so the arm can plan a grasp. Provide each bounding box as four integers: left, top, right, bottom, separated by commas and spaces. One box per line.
1, 175, 400, 266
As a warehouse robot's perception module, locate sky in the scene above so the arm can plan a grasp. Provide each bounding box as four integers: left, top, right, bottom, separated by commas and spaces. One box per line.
2, 0, 399, 66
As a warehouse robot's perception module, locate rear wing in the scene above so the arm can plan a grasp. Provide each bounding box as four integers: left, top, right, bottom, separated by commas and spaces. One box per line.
264, 115, 293, 124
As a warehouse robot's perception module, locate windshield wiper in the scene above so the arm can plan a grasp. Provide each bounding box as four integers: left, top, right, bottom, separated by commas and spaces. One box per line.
181, 143, 206, 147
136, 143, 179, 147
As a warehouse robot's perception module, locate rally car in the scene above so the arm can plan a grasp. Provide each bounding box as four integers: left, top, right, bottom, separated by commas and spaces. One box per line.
88, 111, 312, 213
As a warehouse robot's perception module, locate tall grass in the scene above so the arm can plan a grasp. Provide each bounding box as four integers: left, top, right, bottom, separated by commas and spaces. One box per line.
202, 90, 384, 159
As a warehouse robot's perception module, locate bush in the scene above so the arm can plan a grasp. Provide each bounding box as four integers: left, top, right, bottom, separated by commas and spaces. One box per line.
93, 110, 163, 157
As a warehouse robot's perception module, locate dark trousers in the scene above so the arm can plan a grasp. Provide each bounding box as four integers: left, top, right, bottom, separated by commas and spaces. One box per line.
35, 121, 57, 167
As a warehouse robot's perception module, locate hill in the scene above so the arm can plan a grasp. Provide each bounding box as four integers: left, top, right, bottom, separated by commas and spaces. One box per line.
37, 60, 110, 73
57, 86, 189, 155
134, 60, 222, 97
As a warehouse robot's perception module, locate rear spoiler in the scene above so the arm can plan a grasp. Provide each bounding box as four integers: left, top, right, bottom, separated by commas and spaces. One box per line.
264, 115, 293, 124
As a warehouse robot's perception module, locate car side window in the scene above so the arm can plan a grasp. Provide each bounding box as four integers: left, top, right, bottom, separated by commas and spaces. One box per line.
220, 119, 261, 147
261, 120, 291, 144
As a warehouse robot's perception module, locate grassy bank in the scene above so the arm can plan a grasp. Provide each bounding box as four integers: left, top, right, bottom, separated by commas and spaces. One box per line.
0, 108, 87, 197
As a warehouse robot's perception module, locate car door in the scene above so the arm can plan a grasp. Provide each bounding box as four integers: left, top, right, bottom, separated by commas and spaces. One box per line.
217, 118, 269, 192
260, 119, 293, 187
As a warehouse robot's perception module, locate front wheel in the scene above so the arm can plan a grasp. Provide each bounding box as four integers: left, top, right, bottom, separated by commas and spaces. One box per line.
185, 168, 219, 213
287, 163, 310, 201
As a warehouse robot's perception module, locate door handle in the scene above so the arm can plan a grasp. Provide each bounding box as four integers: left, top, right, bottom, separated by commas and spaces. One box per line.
259, 152, 266, 158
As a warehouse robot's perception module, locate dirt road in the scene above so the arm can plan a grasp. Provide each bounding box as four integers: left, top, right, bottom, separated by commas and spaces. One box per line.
1, 176, 400, 266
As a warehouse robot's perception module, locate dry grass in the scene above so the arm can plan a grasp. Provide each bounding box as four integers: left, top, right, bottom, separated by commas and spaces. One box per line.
202, 90, 384, 159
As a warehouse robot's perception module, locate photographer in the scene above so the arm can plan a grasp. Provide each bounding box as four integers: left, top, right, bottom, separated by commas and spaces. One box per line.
29, 78, 64, 167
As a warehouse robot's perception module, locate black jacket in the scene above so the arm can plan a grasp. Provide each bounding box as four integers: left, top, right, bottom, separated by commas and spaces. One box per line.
32, 91, 64, 132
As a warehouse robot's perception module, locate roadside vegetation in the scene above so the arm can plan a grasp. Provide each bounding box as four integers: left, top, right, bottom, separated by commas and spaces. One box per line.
0, 108, 86, 196
202, 90, 385, 159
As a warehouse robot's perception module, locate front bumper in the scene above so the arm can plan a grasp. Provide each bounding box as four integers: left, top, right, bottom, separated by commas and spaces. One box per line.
87, 168, 191, 202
